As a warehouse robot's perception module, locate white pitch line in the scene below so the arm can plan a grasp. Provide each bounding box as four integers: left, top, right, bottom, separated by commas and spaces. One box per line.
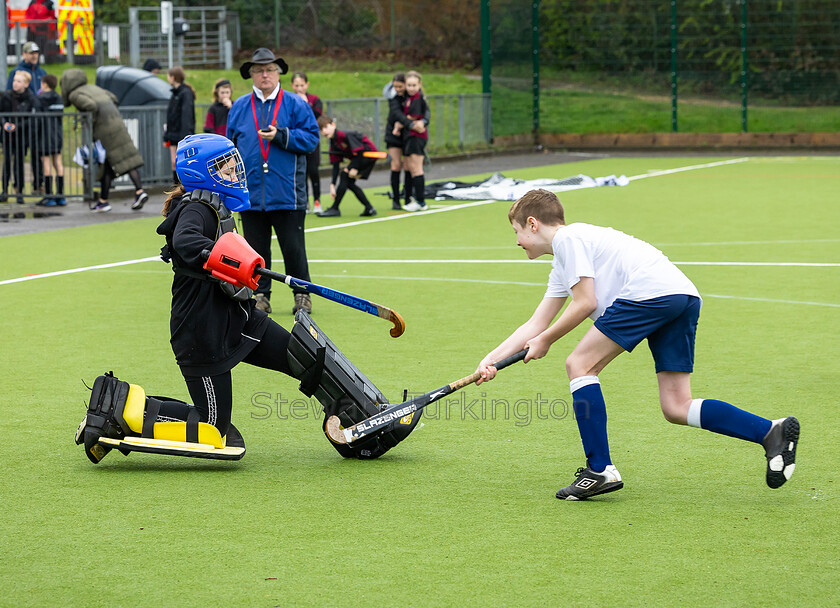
704, 294, 840, 309
300, 273, 840, 309
5, 156, 836, 287
307, 259, 839, 268
303, 198, 503, 232
0, 256, 160, 286
628, 157, 750, 181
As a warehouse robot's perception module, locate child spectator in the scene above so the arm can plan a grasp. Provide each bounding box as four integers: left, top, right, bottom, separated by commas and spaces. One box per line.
204, 78, 232, 136
401, 71, 430, 212
1, 70, 37, 204
315, 114, 378, 218
36, 73, 65, 206
291, 72, 323, 214
384, 72, 412, 211
164, 66, 196, 184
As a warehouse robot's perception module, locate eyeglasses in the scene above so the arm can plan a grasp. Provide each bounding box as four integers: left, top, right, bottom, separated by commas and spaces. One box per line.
250, 66, 279, 76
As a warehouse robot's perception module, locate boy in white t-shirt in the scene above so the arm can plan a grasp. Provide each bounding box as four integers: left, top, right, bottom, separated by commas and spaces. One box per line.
477, 189, 799, 500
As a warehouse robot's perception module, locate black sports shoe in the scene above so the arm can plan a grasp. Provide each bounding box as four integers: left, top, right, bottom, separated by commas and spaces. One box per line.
762, 416, 799, 488
360, 207, 377, 217
316, 207, 340, 217
556, 465, 623, 500
131, 191, 149, 210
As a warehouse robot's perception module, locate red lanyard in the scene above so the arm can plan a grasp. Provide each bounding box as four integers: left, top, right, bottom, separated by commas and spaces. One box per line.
250, 89, 284, 170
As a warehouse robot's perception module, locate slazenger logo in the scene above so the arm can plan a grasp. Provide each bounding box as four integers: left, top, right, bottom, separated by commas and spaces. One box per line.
357, 404, 417, 431
428, 390, 446, 401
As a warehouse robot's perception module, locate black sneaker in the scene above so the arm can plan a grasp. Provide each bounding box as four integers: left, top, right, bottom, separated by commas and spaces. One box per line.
556, 465, 623, 500
316, 207, 341, 217
360, 207, 377, 217
762, 417, 799, 488
131, 191, 149, 210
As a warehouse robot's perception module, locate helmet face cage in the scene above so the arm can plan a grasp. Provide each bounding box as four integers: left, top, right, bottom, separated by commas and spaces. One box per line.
208, 148, 247, 191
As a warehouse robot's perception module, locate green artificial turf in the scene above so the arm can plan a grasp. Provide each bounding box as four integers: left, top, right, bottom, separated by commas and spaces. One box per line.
0, 156, 838, 606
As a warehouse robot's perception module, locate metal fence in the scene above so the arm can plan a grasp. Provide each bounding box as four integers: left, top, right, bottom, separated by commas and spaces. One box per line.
0, 111, 93, 215
485, 0, 840, 136
121, 93, 492, 186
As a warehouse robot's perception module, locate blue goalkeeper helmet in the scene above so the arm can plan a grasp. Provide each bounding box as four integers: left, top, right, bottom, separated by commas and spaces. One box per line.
176, 134, 250, 212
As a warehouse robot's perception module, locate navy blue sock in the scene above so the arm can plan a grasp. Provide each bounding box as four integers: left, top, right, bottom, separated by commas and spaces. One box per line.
687, 399, 772, 443
571, 376, 612, 472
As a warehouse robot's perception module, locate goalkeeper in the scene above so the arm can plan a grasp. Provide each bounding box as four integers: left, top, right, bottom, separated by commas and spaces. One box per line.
76, 134, 299, 462
76, 133, 421, 463
476, 189, 799, 500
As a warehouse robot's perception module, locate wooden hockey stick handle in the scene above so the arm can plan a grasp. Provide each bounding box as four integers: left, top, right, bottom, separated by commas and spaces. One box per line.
448, 348, 527, 390
324, 349, 528, 445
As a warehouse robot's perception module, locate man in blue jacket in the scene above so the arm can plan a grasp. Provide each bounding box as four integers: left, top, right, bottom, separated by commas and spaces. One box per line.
227, 48, 320, 314
7, 42, 46, 94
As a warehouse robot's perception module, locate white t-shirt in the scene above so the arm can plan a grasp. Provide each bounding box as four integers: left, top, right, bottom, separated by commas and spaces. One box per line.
546, 223, 700, 320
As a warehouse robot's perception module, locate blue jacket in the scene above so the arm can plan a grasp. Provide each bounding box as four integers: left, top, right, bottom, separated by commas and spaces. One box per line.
226, 87, 319, 212
7, 61, 47, 95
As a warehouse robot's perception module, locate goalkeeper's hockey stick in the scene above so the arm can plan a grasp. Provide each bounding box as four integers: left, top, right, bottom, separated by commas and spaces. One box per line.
325, 349, 528, 444
256, 267, 405, 338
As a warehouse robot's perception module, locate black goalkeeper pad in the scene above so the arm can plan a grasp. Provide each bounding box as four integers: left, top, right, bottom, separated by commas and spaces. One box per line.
75, 372, 244, 463
286, 310, 422, 459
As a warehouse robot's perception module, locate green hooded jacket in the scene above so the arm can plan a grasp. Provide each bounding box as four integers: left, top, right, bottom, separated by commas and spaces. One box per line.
60, 68, 144, 177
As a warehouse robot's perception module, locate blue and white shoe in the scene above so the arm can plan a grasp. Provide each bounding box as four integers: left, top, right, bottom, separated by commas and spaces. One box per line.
90, 201, 111, 213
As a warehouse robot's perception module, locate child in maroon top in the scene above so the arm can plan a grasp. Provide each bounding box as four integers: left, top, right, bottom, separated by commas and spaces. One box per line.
292, 72, 324, 214
315, 115, 378, 218
204, 79, 232, 136
401, 71, 430, 212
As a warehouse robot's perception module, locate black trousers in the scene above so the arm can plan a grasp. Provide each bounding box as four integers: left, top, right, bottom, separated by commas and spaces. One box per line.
305, 143, 321, 202
2, 134, 26, 193
179, 319, 294, 436
100, 161, 142, 200
239, 208, 310, 298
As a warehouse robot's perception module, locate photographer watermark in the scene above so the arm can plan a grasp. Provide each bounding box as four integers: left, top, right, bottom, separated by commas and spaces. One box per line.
249, 391, 570, 428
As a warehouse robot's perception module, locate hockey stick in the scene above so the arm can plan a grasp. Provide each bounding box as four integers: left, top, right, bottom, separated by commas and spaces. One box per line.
325, 348, 528, 444
256, 266, 405, 338
321, 150, 387, 159
201, 247, 405, 337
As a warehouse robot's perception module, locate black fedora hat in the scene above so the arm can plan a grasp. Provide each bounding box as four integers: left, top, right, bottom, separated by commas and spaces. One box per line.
239, 48, 289, 79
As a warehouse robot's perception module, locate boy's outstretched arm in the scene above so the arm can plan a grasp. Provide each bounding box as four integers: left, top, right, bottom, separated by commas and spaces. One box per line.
477, 277, 597, 384
525, 277, 596, 362
476, 295, 565, 385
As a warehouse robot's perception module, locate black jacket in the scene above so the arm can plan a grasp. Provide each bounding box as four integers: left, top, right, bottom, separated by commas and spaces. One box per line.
36, 89, 63, 154
156, 197, 269, 376
164, 84, 196, 144
0, 87, 37, 138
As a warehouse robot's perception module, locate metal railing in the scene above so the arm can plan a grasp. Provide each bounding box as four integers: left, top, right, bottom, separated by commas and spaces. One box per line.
119, 93, 493, 186
0, 111, 93, 211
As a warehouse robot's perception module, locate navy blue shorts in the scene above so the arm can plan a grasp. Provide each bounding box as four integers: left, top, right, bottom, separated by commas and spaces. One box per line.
594, 295, 701, 373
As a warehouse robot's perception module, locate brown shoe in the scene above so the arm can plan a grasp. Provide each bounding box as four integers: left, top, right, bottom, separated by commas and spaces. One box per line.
254, 293, 272, 313
292, 293, 312, 314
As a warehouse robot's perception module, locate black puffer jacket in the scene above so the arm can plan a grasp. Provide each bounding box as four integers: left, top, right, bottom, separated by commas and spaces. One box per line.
157, 196, 268, 376
164, 84, 196, 144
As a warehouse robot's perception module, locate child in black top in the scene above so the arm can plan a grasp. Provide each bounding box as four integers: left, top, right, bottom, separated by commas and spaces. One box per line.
36, 73, 65, 206
0, 70, 37, 204
292, 72, 324, 214
315, 115, 379, 218
384, 73, 411, 210
401, 71, 430, 212
203, 78, 232, 136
